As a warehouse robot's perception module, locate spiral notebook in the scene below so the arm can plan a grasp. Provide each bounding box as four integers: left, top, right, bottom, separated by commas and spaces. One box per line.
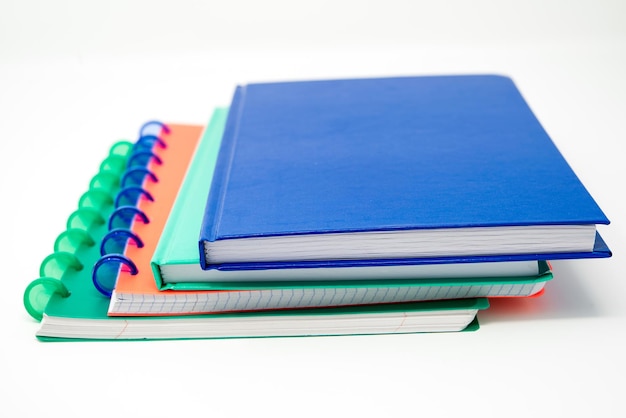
23, 119, 487, 340
107, 109, 550, 317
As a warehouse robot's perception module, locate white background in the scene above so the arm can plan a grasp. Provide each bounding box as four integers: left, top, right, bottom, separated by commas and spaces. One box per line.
2, 1, 626, 416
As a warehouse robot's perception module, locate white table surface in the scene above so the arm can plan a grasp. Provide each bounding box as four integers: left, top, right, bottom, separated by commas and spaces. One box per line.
2, 1, 625, 417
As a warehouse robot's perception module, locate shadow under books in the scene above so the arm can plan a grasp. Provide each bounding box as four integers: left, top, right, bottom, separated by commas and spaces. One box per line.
479, 261, 602, 324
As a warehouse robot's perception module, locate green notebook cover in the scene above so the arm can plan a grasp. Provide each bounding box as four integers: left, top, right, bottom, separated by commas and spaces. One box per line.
150, 109, 552, 293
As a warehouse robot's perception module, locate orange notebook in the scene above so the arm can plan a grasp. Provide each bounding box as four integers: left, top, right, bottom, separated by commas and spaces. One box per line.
107, 122, 203, 314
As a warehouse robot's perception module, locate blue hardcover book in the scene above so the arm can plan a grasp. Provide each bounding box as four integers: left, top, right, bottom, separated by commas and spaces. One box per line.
199, 75, 611, 271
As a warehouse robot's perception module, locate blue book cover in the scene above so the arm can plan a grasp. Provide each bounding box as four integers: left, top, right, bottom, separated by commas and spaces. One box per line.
199, 75, 610, 270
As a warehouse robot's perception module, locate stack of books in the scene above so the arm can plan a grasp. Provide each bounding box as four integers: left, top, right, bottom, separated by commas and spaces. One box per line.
24, 75, 611, 341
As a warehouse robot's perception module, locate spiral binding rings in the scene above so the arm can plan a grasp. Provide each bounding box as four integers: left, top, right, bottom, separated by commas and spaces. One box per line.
23, 122, 170, 320
90, 171, 122, 193
133, 134, 167, 151
140, 120, 170, 139
100, 229, 144, 256
108, 206, 150, 230
23, 140, 133, 321
114, 186, 154, 208
92, 126, 169, 298
127, 150, 163, 168
54, 229, 96, 253
121, 167, 158, 188
92, 254, 138, 298
66, 207, 106, 231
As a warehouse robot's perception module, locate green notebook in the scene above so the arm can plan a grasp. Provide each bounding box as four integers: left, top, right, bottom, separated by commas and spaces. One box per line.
30, 203, 488, 340
150, 108, 553, 297
23, 121, 487, 341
